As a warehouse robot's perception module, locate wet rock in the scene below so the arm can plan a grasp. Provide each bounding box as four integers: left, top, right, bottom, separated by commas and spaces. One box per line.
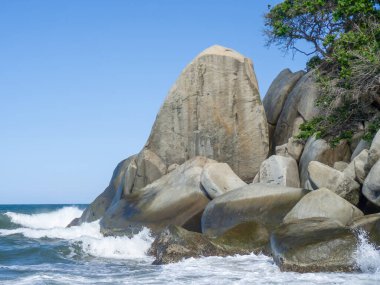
271, 218, 357, 272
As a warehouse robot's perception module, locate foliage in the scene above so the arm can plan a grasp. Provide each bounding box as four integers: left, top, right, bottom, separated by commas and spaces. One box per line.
265, 0, 380, 145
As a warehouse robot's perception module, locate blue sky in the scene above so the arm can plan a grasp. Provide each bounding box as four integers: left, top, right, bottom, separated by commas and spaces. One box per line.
0, 0, 308, 204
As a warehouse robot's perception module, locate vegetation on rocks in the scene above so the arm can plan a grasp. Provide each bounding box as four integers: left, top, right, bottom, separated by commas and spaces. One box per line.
265, 0, 380, 145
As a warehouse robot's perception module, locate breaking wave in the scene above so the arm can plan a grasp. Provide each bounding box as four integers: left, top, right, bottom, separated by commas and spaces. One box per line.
0, 206, 154, 260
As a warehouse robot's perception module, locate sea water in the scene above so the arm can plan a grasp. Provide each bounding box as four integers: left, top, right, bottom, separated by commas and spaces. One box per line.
0, 205, 380, 285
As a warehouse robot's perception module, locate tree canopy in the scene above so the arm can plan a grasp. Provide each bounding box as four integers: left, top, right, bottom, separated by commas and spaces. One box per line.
265, 0, 380, 144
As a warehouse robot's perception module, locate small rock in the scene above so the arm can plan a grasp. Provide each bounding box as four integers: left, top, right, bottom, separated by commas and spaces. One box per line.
308, 161, 361, 205
256, 155, 300, 187
200, 162, 247, 199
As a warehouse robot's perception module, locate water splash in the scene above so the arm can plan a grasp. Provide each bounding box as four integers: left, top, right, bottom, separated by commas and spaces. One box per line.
5, 206, 83, 229
0, 206, 154, 261
354, 229, 380, 273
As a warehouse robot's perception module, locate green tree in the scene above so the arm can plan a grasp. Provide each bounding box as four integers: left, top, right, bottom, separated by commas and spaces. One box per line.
265, 0, 380, 145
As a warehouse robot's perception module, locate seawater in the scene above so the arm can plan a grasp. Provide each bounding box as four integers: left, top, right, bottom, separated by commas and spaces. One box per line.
1, 205, 380, 285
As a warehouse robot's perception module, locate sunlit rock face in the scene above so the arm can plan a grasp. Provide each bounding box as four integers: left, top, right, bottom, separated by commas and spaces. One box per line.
130, 45, 268, 189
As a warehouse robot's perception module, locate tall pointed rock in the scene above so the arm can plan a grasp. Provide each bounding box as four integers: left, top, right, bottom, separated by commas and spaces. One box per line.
127, 45, 269, 191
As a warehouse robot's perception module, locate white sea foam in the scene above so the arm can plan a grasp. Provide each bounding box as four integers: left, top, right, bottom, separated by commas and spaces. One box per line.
0, 206, 154, 261
354, 230, 380, 273
79, 227, 154, 260
5, 206, 83, 229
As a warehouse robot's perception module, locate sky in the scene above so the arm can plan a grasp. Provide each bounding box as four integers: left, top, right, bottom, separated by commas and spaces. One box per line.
0, 0, 309, 204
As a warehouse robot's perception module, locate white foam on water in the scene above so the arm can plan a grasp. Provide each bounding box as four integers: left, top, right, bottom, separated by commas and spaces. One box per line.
5, 206, 83, 229
0, 206, 154, 261
79, 227, 154, 260
354, 230, 380, 273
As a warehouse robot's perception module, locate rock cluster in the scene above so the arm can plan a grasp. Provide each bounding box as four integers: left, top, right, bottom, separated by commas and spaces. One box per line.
69, 46, 380, 273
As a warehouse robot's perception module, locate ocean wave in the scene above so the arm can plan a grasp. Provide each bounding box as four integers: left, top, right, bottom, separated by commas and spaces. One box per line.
0, 206, 154, 261
4, 206, 83, 229
354, 230, 380, 273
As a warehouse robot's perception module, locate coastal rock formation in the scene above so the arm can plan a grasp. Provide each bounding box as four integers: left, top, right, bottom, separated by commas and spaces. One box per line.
299, 137, 351, 187
367, 130, 380, 169
201, 183, 309, 237
200, 162, 246, 199
75, 155, 136, 224
363, 160, 380, 207
272, 72, 318, 148
271, 218, 357, 272
135, 45, 269, 187
343, 149, 369, 184
100, 157, 214, 235
307, 161, 361, 205
149, 225, 229, 265
263, 69, 304, 126
283, 188, 364, 226
255, 155, 300, 187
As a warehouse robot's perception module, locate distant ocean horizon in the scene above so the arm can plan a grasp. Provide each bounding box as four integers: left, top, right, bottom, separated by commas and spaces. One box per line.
1, 204, 380, 285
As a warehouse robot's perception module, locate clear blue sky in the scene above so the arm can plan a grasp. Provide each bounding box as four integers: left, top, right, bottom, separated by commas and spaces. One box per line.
0, 0, 308, 204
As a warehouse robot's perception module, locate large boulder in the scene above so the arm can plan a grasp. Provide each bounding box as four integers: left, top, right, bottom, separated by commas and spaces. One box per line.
200, 162, 246, 199
351, 139, 370, 161
149, 225, 229, 265
72, 155, 136, 225
307, 161, 361, 205
271, 218, 357, 272
272, 72, 318, 148
201, 183, 309, 237
132, 45, 268, 188
350, 214, 380, 246
283, 188, 364, 226
343, 149, 369, 184
100, 157, 214, 235
299, 137, 351, 187
149, 222, 270, 265
363, 160, 380, 207
263, 69, 304, 125
255, 155, 300, 187
366, 129, 380, 170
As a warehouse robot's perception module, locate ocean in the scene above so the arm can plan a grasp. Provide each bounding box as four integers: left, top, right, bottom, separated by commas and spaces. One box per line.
0, 204, 380, 284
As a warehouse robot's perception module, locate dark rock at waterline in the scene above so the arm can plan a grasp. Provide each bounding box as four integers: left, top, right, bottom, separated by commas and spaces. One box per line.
149, 222, 269, 265
351, 213, 380, 246
148, 225, 230, 265
271, 218, 357, 273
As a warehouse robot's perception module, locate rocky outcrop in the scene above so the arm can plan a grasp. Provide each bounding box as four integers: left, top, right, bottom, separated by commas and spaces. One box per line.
149, 222, 270, 265
272, 72, 318, 148
255, 155, 300, 187
307, 161, 361, 205
271, 218, 357, 272
200, 162, 246, 199
351, 139, 370, 160
149, 225, 229, 265
73, 155, 136, 225
367, 130, 380, 170
263, 69, 304, 126
133, 45, 268, 188
299, 137, 351, 187
201, 183, 309, 237
283, 188, 364, 226
100, 157, 214, 235
343, 149, 369, 184
363, 160, 380, 207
